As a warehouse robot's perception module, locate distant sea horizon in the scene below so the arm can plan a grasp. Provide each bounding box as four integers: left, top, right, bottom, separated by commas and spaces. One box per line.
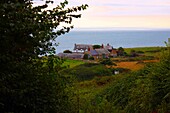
55, 28, 170, 54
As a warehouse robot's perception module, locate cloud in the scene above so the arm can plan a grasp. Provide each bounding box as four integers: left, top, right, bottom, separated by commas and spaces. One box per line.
72, 15, 170, 28
33, 0, 170, 28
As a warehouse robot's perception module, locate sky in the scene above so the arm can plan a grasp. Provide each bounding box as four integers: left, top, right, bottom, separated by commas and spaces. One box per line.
33, 0, 170, 29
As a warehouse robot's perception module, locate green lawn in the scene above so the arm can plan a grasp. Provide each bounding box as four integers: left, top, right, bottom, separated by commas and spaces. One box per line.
62, 59, 85, 68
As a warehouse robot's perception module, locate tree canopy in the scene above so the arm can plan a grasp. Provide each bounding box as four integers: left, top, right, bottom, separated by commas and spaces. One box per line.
0, 0, 88, 60
0, 0, 88, 112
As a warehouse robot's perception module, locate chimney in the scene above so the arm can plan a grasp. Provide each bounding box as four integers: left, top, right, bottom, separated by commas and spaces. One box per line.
101, 44, 104, 48
88, 47, 90, 51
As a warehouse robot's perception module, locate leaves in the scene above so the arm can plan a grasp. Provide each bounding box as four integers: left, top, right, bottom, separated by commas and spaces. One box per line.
0, 0, 88, 113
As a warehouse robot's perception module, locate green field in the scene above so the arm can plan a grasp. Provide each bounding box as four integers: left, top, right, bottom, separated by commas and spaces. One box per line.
62, 59, 85, 68
124, 46, 165, 56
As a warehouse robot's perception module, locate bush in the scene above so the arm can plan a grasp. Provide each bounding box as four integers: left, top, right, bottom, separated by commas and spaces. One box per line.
89, 56, 94, 60
100, 58, 116, 66
61, 63, 112, 81
99, 49, 170, 113
83, 54, 89, 59
63, 50, 72, 53
93, 45, 101, 49
0, 56, 75, 113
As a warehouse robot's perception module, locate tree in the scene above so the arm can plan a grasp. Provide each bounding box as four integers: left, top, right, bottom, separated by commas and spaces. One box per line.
100, 58, 116, 66
130, 50, 138, 57
93, 45, 101, 49
63, 49, 72, 53
117, 47, 125, 56
0, 0, 88, 112
83, 53, 89, 59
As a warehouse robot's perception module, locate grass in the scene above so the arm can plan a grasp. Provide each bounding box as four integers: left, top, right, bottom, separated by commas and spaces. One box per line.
61, 63, 113, 81
62, 59, 85, 68
73, 76, 116, 112
124, 46, 164, 56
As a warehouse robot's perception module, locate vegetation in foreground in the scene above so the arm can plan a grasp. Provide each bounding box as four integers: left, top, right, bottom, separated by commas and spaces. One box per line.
71, 48, 170, 113
0, 0, 88, 113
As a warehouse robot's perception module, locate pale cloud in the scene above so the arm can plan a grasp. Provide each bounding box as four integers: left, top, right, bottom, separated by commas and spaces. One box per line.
33, 0, 170, 28
72, 15, 170, 28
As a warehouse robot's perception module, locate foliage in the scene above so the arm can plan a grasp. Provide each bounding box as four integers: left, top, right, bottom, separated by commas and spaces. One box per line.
117, 47, 125, 56
100, 58, 116, 66
89, 56, 95, 60
130, 49, 138, 57
93, 45, 101, 49
73, 47, 170, 113
0, 0, 88, 113
62, 59, 85, 68
111, 68, 131, 74
61, 63, 112, 81
83, 53, 89, 59
63, 49, 72, 53
99, 48, 170, 113
0, 56, 76, 113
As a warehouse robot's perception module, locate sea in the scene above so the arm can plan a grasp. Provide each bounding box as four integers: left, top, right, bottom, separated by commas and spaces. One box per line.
55, 29, 170, 54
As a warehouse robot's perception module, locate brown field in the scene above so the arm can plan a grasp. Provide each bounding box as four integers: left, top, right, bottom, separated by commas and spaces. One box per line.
113, 60, 159, 71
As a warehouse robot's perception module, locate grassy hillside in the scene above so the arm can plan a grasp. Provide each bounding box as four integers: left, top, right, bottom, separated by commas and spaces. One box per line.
70, 48, 170, 113
124, 46, 164, 56
62, 47, 170, 113
62, 59, 85, 68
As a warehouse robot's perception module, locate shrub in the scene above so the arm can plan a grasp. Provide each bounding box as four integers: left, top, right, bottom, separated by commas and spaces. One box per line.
61, 63, 112, 81
100, 49, 170, 113
63, 50, 72, 53
100, 58, 116, 66
83, 54, 89, 59
89, 56, 94, 60
93, 45, 101, 49
0, 56, 75, 113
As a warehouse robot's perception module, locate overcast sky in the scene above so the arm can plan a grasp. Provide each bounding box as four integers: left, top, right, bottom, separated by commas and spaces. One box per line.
34, 0, 170, 29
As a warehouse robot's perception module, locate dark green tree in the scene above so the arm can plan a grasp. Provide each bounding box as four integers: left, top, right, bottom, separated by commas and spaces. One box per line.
63, 49, 72, 53
130, 49, 138, 57
117, 47, 125, 56
0, 0, 88, 113
93, 45, 101, 49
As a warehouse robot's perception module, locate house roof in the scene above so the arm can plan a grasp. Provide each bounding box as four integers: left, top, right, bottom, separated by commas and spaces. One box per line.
67, 53, 84, 59
57, 53, 69, 57
74, 44, 93, 50
111, 49, 117, 54
95, 48, 110, 55
90, 50, 98, 56
57, 53, 84, 59
105, 45, 112, 50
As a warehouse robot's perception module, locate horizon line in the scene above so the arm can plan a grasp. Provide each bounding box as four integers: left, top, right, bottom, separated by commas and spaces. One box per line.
72, 27, 170, 31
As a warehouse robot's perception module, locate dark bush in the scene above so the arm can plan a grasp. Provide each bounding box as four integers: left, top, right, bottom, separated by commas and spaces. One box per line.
136, 51, 145, 54
100, 58, 117, 66
93, 45, 101, 49
89, 56, 94, 60
0, 57, 74, 113
83, 54, 89, 60
63, 50, 72, 53
61, 63, 112, 81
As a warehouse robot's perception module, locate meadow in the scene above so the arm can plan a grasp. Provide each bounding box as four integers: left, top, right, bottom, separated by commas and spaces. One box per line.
124, 46, 164, 56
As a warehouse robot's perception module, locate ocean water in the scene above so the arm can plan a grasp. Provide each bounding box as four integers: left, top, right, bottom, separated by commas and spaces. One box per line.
55, 30, 170, 53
